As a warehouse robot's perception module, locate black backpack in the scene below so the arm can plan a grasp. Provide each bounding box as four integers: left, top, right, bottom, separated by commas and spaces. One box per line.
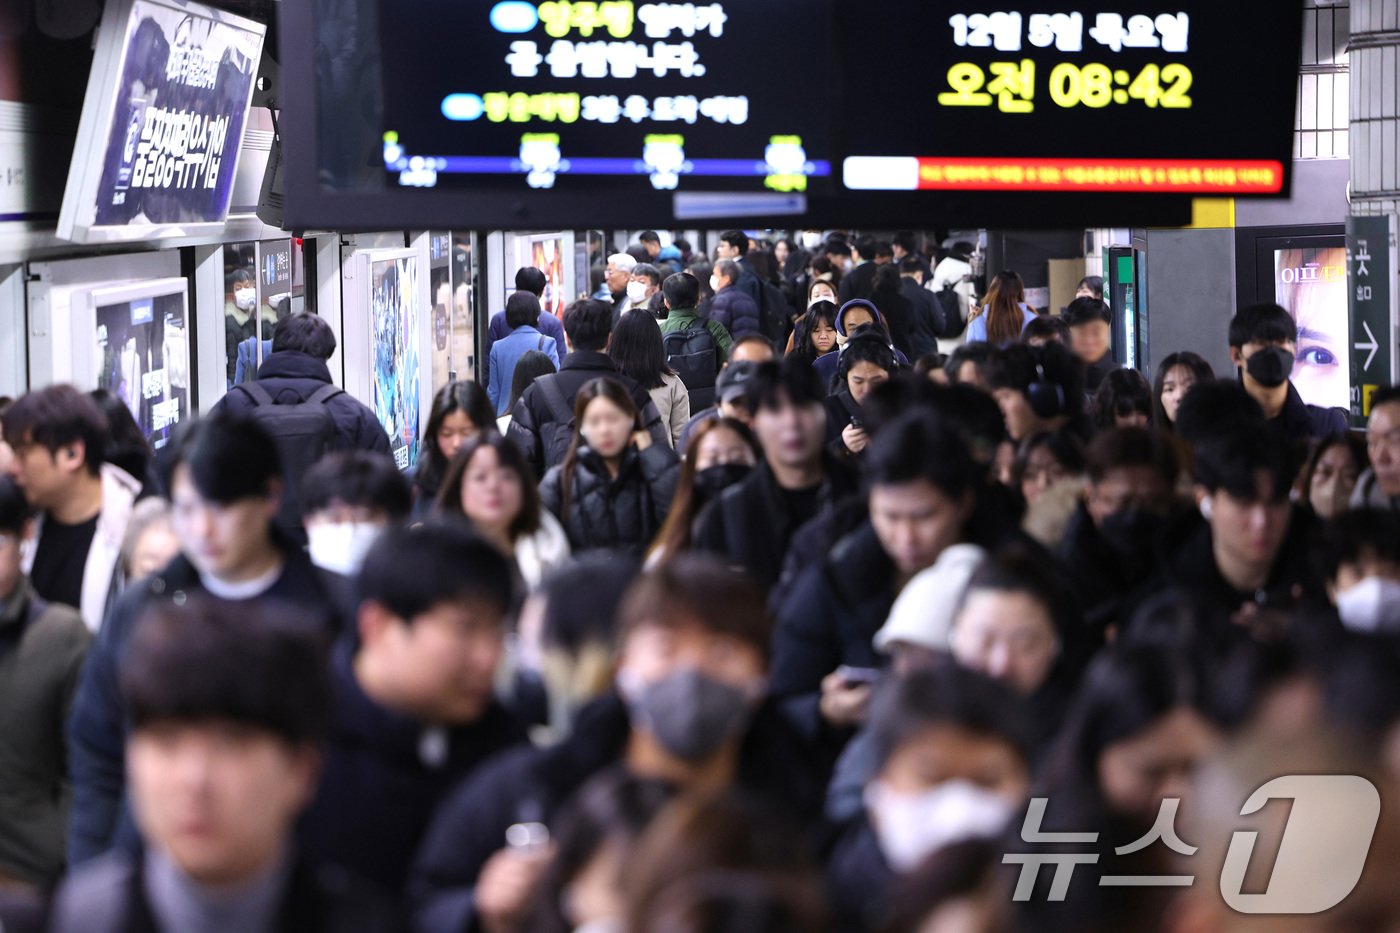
233, 382, 342, 540
933, 283, 965, 338
664, 323, 719, 410
536, 376, 578, 470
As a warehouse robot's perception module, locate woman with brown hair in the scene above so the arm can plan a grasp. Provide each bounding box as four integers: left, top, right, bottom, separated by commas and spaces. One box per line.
965, 270, 1038, 345
435, 432, 570, 588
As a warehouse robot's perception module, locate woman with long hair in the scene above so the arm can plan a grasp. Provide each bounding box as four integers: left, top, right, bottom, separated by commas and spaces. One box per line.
435, 432, 571, 589
646, 417, 760, 568
609, 308, 690, 449
540, 377, 680, 556
498, 349, 558, 434
966, 270, 1037, 345
1151, 351, 1215, 430
411, 381, 496, 518
786, 300, 840, 367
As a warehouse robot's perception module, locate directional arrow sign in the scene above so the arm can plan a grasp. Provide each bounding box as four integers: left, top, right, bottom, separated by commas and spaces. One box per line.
1356, 320, 1379, 373
1347, 215, 1399, 428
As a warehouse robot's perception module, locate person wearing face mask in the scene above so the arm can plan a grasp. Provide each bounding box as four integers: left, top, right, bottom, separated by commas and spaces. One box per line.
692, 361, 860, 596
627, 262, 666, 318
1058, 427, 1182, 635
409, 557, 827, 933
223, 268, 257, 386
708, 259, 762, 340
827, 664, 1032, 933
646, 417, 760, 569
301, 450, 411, 622
540, 378, 680, 558
1322, 509, 1400, 634
1228, 303, 1348, 450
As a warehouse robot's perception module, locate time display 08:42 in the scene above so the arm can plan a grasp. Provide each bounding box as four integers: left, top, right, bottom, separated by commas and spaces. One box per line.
940, 60, 1192, 113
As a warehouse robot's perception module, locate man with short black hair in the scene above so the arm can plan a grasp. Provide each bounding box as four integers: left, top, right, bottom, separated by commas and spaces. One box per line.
692, 359, 858, 594
67, 414, 341, 866
301, 449, 411, 614
1141, 421, 1326, 637
891, 231, 931, 279
675, 338, 779, 450
638, 230, 662, 260
484, 267, 569, 383
299, 523, 528, 896
51, 598, 397, 932
2, 385, 142, 630
1353, 385, 1400, 511
1063, 297, 1120, 394
508, 299, 669, 476
1228, 302, 1348, 447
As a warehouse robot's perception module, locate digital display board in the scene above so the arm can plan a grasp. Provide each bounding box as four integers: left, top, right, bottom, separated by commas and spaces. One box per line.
57, 0, 265, 243
282, 0, 1299, 229
837, 2, 1298, 198
1275, 246, 1350, 411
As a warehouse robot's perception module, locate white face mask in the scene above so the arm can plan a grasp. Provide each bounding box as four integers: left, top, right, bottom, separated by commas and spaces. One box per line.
864, 779, 1015, 874
307, 522, 383, 577
626, 280, 649, 304
1199, 495, 1213, 521
234, 288, 256, 312
709, 275, 723, 293
1336, 577, 1400, 633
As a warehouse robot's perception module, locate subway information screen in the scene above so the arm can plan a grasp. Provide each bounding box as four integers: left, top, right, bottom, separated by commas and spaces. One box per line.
379, 1, 834, 197
286, 0, 1300, 228
835, 1, 1298, 196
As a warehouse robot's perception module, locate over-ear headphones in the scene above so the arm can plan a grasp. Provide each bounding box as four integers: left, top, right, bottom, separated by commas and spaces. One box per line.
1027, 360, 1066, 419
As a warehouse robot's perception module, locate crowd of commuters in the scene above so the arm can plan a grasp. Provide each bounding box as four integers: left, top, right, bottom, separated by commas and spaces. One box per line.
1, 229, 1399, 933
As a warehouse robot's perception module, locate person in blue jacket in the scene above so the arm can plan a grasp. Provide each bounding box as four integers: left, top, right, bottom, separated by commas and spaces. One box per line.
488, 292, 559, 415
483, 268, 569, 385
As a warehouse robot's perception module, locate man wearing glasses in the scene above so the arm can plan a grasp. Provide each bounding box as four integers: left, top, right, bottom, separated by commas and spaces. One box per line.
1353, 386, 1400, 512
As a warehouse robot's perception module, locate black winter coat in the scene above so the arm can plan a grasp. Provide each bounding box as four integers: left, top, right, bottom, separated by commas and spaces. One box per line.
692, 455, 861, 595
506, 351, 669, 478
899, 277, 943, 358
540, 443, 679, 556
407, 692, 827, 933
298, 641, 528, 897
709, 287, 762, 340
214, 351, 392, 456
66, 548, 339, 866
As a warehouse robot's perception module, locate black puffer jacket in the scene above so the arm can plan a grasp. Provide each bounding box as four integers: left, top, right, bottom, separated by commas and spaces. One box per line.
214, 351, 391, 456
540, 443, 679, 556
709, 287, 762, 340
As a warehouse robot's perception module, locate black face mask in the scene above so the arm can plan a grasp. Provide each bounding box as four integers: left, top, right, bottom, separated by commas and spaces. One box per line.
693, 463, 753, 501
1245, 346, 1294, 389
1098, 509, 1166, 571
